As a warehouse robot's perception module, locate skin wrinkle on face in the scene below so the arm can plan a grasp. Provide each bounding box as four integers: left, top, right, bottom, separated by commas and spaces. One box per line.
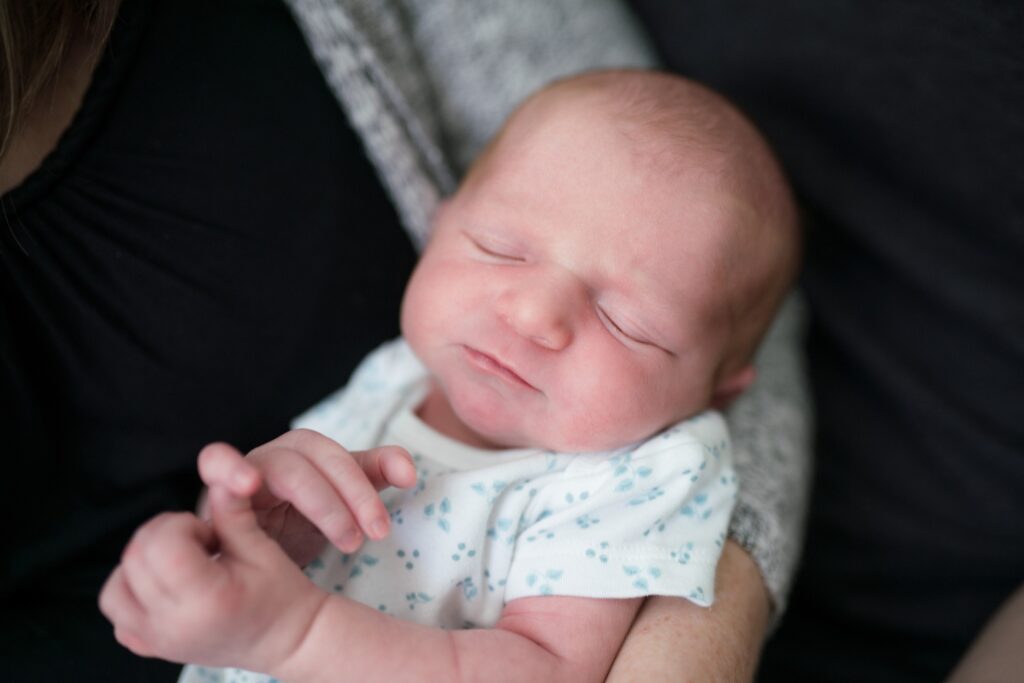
400, 73, 797, 454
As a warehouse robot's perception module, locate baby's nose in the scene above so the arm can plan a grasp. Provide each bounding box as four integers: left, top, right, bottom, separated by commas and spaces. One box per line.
497, 274, 581, 350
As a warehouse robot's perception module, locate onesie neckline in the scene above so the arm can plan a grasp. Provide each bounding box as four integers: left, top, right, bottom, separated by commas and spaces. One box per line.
384, 395, 541, 472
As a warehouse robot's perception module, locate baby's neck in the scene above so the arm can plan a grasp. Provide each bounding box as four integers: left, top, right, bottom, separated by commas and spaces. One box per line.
416, 383, 506, 451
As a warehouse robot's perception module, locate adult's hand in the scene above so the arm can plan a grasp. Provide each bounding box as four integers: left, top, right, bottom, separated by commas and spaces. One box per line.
606, 540, 771, 682
197, 429, 416, 566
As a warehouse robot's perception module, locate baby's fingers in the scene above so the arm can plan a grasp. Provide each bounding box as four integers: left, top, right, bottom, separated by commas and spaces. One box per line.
266, 430, 406, 546
198, 442, 261, 497
121, 513, 220, 603
350, 445, 417, 491
253, 447, 364, 552
318, 452, 394, 544
99, 566, 156, 658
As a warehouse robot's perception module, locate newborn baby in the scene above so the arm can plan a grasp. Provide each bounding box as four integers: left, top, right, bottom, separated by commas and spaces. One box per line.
101, 68, 799, 683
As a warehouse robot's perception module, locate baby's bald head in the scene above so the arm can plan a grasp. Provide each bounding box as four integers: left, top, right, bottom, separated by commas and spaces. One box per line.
471, 70, 800, 374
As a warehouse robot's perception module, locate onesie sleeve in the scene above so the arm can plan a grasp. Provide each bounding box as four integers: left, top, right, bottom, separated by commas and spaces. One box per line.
504, 412, 737, 607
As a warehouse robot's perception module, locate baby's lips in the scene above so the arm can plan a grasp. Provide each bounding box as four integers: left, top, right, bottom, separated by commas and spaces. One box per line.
464, 345, 539, 391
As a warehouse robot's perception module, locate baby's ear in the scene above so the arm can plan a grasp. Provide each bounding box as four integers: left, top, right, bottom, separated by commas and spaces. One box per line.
710, 364, 757, 410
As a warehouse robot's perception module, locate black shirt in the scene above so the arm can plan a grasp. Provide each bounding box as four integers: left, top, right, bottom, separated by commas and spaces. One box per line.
629, 2, 1024, 681
1, 0, 417, 679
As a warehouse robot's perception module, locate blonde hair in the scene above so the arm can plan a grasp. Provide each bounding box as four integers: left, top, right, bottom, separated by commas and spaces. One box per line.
0, 0, 119, 160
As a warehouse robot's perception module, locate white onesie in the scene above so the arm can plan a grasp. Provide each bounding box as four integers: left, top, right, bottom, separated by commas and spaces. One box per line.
181, 339, 737, 682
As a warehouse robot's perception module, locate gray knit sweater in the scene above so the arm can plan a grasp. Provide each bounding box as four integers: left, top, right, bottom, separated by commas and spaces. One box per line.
283, 0, 812, 623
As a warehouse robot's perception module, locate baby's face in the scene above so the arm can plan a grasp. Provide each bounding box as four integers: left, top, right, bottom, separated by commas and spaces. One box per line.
401, 101, 752, 452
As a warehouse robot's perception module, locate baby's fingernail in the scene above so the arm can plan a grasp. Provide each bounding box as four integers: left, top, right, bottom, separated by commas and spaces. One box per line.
340, 529, 362, 549
369, 519, 389, 539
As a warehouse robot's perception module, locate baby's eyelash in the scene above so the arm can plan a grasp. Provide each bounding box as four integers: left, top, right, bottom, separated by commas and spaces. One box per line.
598, 306, 646, 345
467, 234, 525, 262
598, 306, 675, 356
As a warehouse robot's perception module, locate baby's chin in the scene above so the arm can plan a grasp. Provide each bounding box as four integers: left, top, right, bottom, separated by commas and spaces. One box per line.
461, 414, 641, 454
447, 389, 657, 453
448, 400, 566, 452
545, 433, 645, 454
451, 411, 533, 451
529, 418, 678, 454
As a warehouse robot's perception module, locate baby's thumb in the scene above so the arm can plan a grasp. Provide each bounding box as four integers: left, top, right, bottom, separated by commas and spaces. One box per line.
208, 483, 268, 557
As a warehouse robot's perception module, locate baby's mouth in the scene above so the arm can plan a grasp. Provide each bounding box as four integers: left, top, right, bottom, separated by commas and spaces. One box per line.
462, 346, 539, 392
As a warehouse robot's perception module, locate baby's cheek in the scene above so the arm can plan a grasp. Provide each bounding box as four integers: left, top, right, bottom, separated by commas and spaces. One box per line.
402, 259, 467, 345
553, 360, 650, 451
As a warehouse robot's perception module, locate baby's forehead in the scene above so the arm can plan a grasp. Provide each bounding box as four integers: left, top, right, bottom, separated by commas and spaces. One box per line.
468, 100, 760, 254
463, 74, 790, 265
529, 75, 741, 146
504, 86, 760, 195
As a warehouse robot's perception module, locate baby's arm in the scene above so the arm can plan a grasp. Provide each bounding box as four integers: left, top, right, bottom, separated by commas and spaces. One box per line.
275, 592, 642, 683
101, 454, 641, 682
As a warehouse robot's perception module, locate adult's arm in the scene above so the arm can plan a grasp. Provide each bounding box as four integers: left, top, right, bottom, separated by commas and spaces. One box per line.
607, 541, 771, 681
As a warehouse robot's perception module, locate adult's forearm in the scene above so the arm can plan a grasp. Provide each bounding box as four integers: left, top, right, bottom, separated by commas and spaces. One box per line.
607, 541, 770, 682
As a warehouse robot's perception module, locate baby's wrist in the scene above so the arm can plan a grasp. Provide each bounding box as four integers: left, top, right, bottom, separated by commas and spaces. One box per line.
264, 588, 332, 683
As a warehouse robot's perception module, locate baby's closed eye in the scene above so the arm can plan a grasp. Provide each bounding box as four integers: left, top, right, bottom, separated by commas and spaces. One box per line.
465, 230, 526, 262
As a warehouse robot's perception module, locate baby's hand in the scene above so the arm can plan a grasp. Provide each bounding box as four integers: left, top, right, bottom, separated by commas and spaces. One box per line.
99, 482, 326, 672
198, 430, 416, 566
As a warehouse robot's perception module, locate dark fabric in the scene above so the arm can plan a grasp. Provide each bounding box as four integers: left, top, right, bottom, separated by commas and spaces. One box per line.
629, 2, 1024, 681
0, 0, 417, 679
